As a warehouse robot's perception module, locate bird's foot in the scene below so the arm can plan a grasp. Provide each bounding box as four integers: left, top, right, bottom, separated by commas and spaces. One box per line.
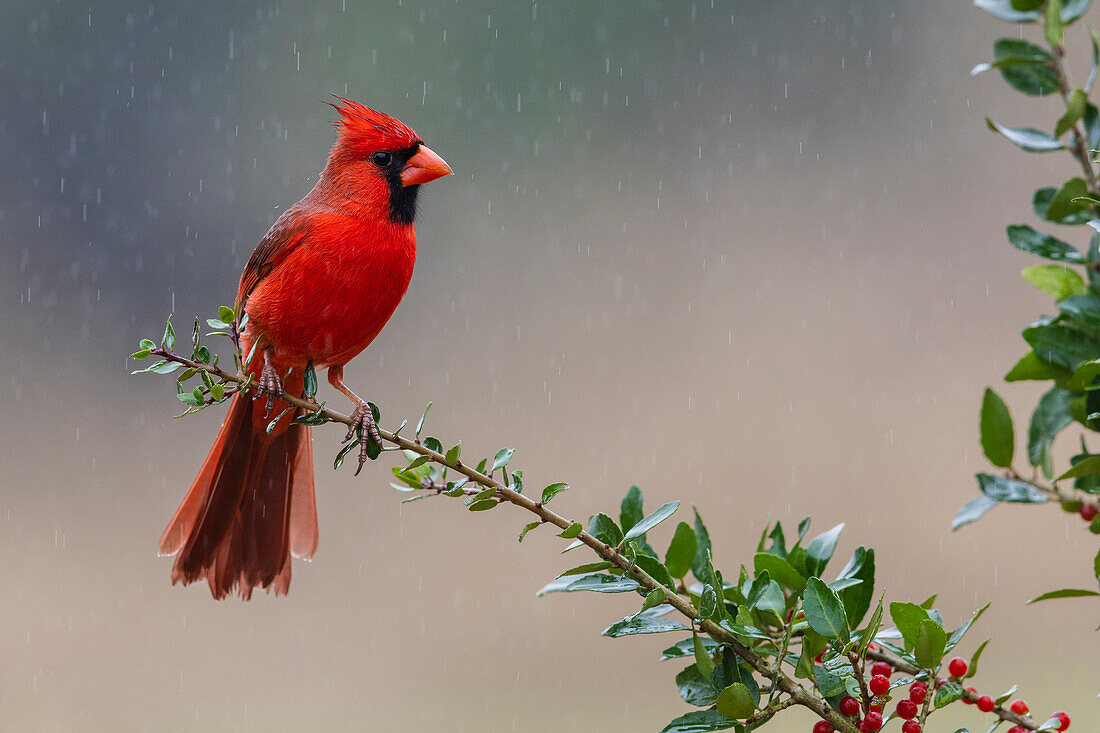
344, 400, 383, 475
253, 355, 284, 418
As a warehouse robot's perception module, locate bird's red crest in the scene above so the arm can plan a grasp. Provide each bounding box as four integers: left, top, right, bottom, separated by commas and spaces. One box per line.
328, 96, 420, 151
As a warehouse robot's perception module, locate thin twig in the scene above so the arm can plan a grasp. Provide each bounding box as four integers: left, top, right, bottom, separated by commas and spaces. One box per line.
149, 345, 858, 732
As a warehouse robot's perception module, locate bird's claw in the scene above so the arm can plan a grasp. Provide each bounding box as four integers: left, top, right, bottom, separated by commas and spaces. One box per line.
254, 358, 284, 418
345, 401, 382, 475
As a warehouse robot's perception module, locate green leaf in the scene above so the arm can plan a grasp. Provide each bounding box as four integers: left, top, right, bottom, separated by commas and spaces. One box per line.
856, 594, 886, 658
1011, 0, 1044, 10
967, 639, 991, 678
1058, 454, 1100, 480
518, 521, 542, 542
666, 521, 698, 579
162, 316, 175, 350
466, 499, 498, 511
620, 485, 644, 533
636, 552, 676, 591
1060, 294, 1100, 330
1027, 587, 1100, 603
889, 602, 930, 650
995, 685, 1019, 706
744, 570, 772, 611
934, 681, 965, 709
691, 507, 713, 581
491, 447, 514, 471
218, 304, 235, 323
989, 39, 1059, 96
603, 607, 688, 637
662, 636, 719, 661
586, 512, 623, 546
804, 523, 844, 578
796, 629, 827, 679
1035, 186, 1096, 225
1008, 225, 1083, 262
536, 573, 639, 595
1046, 0, 1064, 45
130, 349, 152, 359
716, 683, 755, 720
1029, 388, 1074, 471
975, 0, 1093, 23
642, 587, 667, 612
1006, 350, 1072, 381
556, 521, 582, 539
444, 442, 462, 465
987, 118, 1064, 152
540, 482, 568, 504
979, 388, 1014, 468
834, 547, 875, 628
753, 552, 805, 592
977, 473, 1049, 502
1023, 320, 1100, 370
952, 494, 1000, 530
914, 617, 949, 668
693, 633, 716, 681
302, 361, 317, 400
415, 401, 432, 437
676, 662, 717, 708
556, 561, 614, 578
802, 577, 849, 641
659, 711, 736, 733
1059, 92, 1089, 140
1022, 265, 1087, 302
622, 501, 680, 543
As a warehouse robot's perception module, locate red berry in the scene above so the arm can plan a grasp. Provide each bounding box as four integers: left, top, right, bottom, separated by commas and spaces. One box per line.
813, 721, 833, 733
815, 650, 825, 663
976, 695, 995, 712
1052, 711, 1071, 731
839, 695, 860, 717
870, 661, 893, 678
1080, 504, 1098, 521
897, 699, 919, 719
1008, 728, 1026, 733
869, 703, 883, 713
1009, 699, 1029, 715
962, 686, 978, 704
862, 712, 883, 732
869, 674, 890, 696
901, 722, 921, 733
947, 657, 968, 677
934, 679, 947, 689
909, 682, 928, 703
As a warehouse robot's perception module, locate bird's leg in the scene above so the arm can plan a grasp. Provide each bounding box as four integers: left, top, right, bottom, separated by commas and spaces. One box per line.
254, 348, 283, 418
328, 365, 383, 473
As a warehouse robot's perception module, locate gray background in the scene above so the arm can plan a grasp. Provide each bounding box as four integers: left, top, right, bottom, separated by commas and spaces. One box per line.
1, 1, 1096, 730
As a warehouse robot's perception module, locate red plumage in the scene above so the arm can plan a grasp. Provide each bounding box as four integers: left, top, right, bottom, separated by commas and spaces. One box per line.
159, 100, 451, 599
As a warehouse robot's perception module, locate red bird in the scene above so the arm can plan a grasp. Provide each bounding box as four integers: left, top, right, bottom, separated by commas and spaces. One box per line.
158, 99, 452, 599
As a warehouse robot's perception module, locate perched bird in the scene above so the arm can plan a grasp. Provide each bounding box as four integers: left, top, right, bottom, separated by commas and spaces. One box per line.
158, 98, 452, 599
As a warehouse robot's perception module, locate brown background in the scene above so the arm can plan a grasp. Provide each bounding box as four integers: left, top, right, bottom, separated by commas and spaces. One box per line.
1, 1, 1097, 730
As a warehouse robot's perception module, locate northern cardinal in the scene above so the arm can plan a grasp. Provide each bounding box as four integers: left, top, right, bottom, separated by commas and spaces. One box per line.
158, 98, 452, 599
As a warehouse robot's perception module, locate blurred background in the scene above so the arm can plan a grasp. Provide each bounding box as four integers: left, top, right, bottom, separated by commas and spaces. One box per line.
1, 1, 1097, 730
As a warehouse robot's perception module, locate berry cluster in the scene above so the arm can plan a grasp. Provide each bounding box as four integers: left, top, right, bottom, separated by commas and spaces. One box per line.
947, 657, 1071, 732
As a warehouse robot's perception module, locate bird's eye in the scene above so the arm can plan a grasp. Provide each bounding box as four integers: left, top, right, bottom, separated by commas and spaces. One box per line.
370, 151, 392, 166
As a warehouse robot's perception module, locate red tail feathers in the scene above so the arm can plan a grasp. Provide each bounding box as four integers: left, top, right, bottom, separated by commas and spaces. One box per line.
159, 381, 318, 600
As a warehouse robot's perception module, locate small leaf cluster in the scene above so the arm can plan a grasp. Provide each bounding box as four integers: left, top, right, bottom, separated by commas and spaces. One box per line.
960, 0, 1100, 605
535, 499, 998, 732
131, 310, 236, 417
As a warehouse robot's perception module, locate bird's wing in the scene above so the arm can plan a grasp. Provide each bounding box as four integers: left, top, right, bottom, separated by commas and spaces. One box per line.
236, 207, 313, 309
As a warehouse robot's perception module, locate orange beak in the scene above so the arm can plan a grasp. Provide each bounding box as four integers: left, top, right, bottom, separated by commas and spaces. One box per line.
401, 144, 453, 187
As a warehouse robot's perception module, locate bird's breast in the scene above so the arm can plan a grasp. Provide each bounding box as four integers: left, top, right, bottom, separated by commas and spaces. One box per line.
244, 217, 417, 368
